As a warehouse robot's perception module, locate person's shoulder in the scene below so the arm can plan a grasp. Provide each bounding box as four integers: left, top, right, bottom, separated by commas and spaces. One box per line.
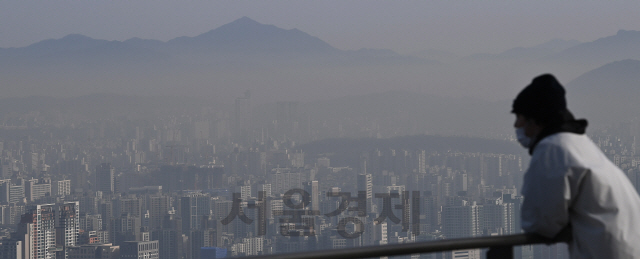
533, 132, 599, 166
532, 133, 589, 158
537, 132, 588, 148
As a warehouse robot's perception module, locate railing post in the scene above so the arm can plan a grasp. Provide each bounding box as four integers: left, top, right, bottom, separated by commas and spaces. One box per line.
486, 245, 513, 259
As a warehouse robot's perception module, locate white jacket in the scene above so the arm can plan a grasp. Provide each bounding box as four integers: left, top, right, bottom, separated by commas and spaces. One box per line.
521, 132, 640, 259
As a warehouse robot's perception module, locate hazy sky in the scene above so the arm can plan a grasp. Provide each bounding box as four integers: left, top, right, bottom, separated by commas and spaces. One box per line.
2, 1, 640, 56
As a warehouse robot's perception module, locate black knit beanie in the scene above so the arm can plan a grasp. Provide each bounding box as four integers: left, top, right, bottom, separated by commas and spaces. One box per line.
512, 74, 568, 126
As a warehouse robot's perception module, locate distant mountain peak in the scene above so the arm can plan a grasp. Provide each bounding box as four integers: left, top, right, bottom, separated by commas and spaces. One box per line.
192, 16, 271, 40
213, 16, 265, 32
164, 16, 339, 54
232, 16, 261, 25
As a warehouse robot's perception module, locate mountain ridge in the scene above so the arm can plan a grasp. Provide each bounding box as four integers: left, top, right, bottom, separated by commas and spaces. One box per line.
566, 59, 640, 126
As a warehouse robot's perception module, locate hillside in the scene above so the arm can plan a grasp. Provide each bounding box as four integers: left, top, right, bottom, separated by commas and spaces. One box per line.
566, 59, 640, 126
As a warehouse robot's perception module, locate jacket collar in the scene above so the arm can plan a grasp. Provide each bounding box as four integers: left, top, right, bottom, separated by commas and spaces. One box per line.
529, 119, 588, 155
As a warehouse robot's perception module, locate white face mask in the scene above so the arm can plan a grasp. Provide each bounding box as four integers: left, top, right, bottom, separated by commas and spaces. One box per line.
516, 127, 531, 148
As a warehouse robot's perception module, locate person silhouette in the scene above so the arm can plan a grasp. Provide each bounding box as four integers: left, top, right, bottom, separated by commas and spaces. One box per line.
513, 74, 640, 259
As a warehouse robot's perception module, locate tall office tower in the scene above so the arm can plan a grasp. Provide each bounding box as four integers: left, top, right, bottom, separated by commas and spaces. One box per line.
234, 91, 251, 143
180, 194, 211, 232
357, 174, 373, 213
151, 213, 182, 259
303, 181, 320, 212
95, 163, 115, 195
120, 240, 159, 259
18, 204, 56, 259
148, 195, 170, 230
57, 201, 80, 247
442, 201, 483, 239
110, 213, 141, 246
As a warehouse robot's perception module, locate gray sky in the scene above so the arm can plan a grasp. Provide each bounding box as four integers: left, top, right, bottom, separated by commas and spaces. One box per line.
2, 1, 640, 56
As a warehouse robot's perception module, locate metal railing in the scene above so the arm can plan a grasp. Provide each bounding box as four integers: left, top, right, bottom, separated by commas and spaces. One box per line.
240, 233, 562, 259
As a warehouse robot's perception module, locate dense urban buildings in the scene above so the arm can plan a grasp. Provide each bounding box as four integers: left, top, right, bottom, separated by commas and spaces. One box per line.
0, 97, 638, 259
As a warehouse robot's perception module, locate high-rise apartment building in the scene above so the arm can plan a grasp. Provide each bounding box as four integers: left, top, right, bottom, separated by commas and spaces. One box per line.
120, 240, 159, 259
59, 159, 89, 192
115, 198, 142, 218
67, 243, 120, 259
15, 202, 80, 259
240, 185, 252, 200
0, 180, 11, 204
95, 163, 115, 195
151, 213, 182, 259
18, 204, 56, 259
180, 194, 211, 232
303, 181, 319, 212
442, 201, 482, 239
99, 202, 113, 231
148, 195, 170, 230
57, 201, 80, 247
357, 174, 373, 213
272, 170, 301, 196
25, 179, 51, 202
9, 180, 25, 204
52, 180, 71, 197
234, 91, 251, 143
276, 101, 300, 140
110, 213, 141, 246
0, 239, 22, 259
483, 196, 515, 235
79, 213, 102, 232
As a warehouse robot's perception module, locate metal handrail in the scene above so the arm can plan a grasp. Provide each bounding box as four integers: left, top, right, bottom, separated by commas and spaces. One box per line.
239, 233, 558, 259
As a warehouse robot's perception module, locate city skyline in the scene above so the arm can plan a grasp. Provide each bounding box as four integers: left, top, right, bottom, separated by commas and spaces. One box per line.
1, 2, 639, 258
